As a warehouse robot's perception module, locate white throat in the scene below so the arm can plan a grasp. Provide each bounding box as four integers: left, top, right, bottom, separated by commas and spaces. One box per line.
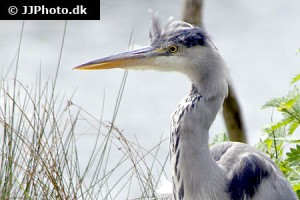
187, 47, 229, 100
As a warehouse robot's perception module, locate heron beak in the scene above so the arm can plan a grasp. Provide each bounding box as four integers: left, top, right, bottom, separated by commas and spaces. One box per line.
74, 46, 163, 70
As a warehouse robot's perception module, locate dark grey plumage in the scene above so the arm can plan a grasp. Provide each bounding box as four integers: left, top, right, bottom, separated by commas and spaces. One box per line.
150, 15, 207, 49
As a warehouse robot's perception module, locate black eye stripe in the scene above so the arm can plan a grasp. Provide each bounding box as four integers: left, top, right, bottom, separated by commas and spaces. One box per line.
167, 28, 206, 48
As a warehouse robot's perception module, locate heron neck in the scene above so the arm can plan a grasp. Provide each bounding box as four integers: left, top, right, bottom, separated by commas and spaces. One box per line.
171, 84, 227, 199
187, 48, 229, 100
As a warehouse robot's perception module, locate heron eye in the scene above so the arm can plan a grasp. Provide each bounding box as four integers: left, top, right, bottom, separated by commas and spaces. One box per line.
168, 45, 179, 53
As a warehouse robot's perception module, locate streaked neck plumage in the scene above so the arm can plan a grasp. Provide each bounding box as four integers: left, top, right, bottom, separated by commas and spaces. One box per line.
171, 48, 229, 200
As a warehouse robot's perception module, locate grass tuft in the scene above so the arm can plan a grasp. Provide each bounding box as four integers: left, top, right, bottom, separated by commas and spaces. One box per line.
0, 22, 170, 200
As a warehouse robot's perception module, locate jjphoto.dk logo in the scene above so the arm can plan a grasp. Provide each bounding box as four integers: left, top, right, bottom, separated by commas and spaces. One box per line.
1, 0, 100, 20
8, 5, 87, 15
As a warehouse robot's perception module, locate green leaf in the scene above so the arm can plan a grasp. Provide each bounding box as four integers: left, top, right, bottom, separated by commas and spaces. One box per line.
277, 95, 300, 111
291, 74, 300, 84
270, 137, 300, 143
262, 98, 282, 109
288, 122, 300, 135
265, 138, 273, 150
263, 87, 300, 110
270, 117, 293, 132
286, 145, 300, 165
279, 163, 290, 174
210, 132, 229, 146
292, 182, 300, 194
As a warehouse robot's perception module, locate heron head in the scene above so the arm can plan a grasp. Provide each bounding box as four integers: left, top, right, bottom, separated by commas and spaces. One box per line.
74, 16, 228, 98
75, 16, 218, 73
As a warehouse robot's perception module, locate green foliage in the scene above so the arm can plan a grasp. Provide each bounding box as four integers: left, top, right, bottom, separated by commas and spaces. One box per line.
291, 74, 300, 84
287, 145, 300, 165
210, 132, 229, 146
262, 88, 300, 136
258, 74, 300, 197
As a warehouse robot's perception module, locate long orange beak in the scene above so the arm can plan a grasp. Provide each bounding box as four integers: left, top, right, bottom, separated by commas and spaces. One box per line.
74, 46, 162, 70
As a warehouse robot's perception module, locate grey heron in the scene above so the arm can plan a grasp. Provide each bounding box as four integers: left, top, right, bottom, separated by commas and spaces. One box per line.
75, 16, 298, 200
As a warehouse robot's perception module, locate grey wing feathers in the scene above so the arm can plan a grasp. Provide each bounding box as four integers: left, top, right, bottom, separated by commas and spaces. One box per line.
211, 142, 298, 200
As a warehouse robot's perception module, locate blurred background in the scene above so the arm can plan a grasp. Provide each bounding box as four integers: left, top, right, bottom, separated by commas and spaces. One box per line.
1, 0, 300, 198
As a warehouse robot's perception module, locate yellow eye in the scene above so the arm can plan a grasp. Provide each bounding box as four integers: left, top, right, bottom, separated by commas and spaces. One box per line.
168, 45, 179, 53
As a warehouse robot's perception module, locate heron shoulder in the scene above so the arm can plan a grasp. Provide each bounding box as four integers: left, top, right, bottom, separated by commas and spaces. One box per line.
211, 142, 297, 200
